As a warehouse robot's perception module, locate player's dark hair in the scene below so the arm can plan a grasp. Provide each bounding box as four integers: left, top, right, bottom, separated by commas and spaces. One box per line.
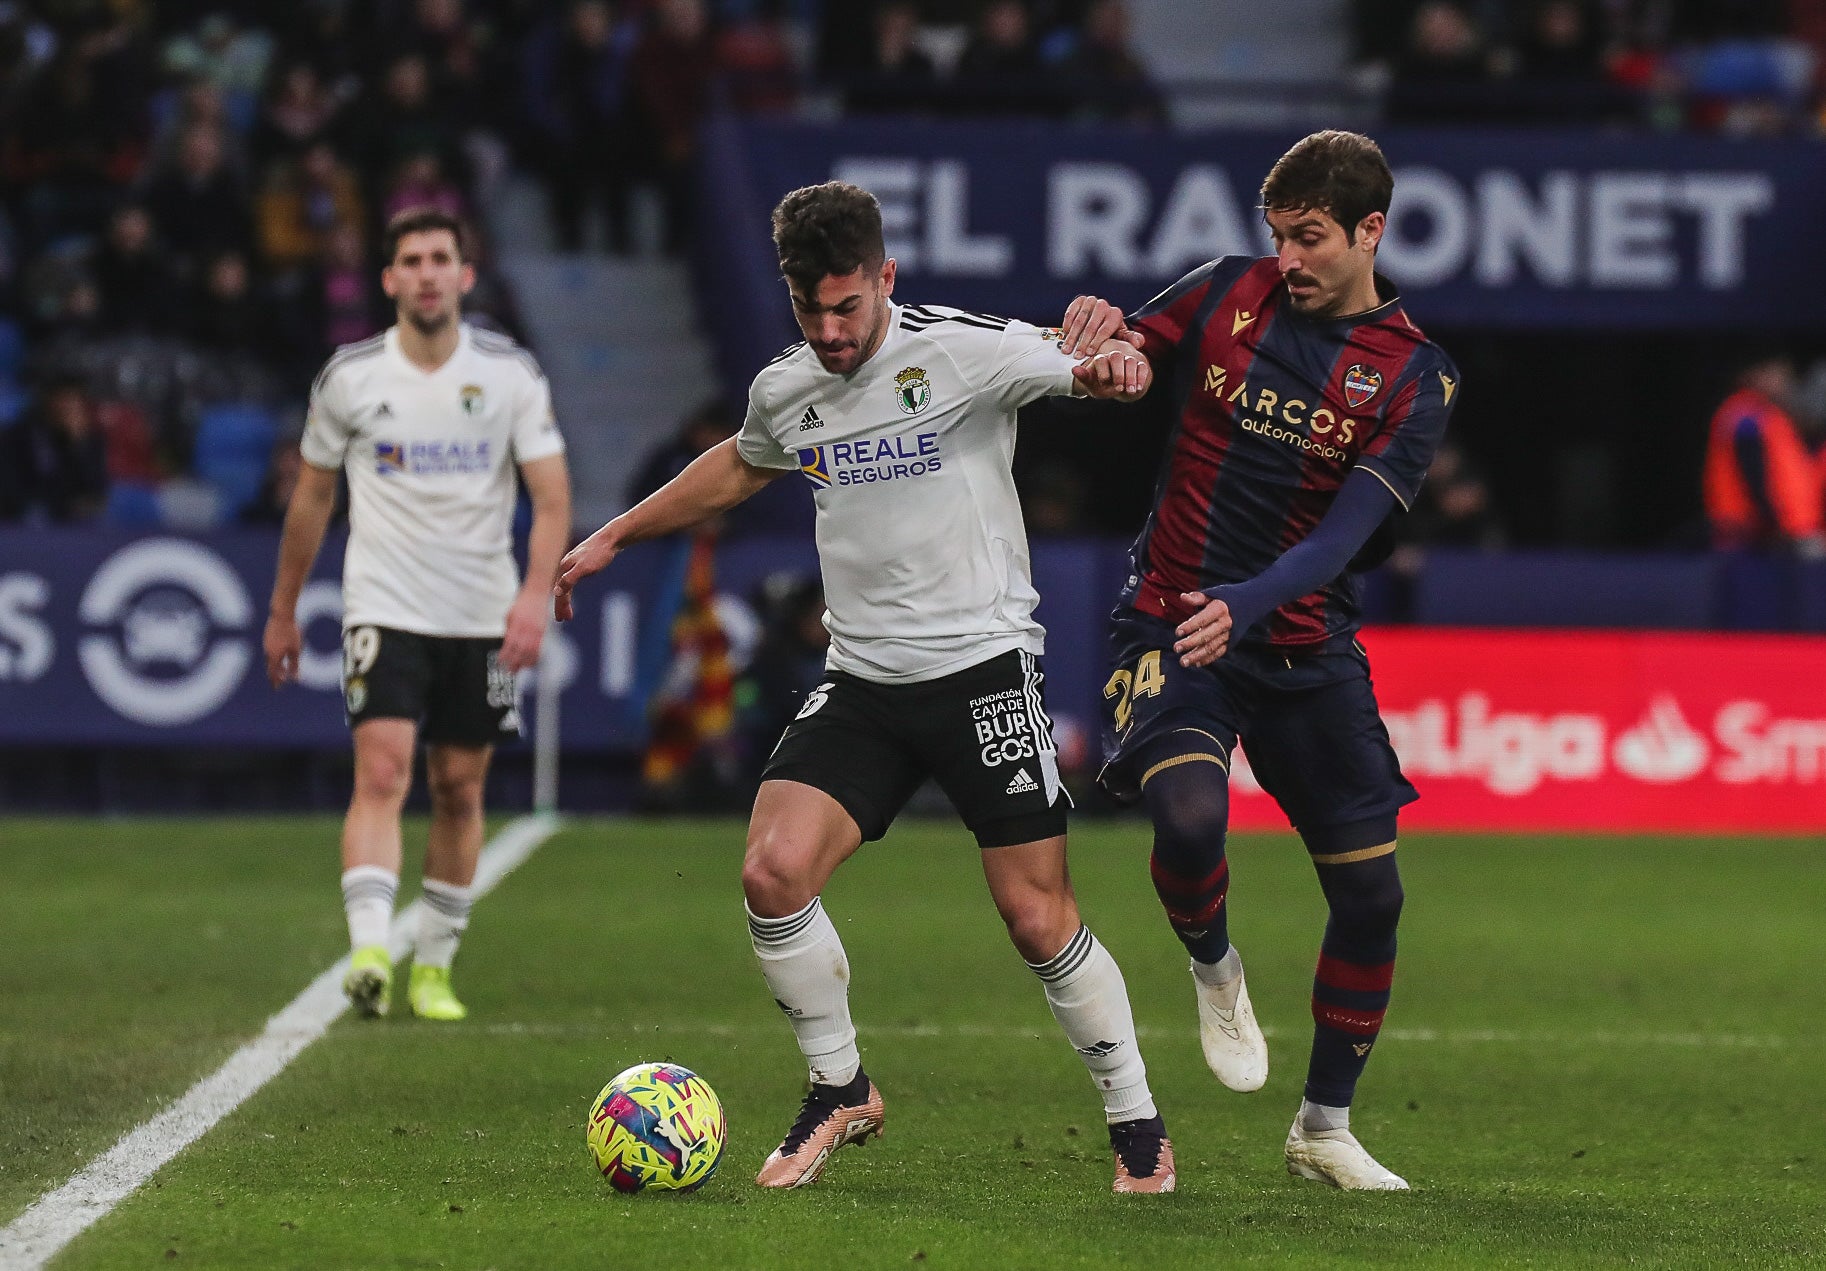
383, 206, 466, 263
1260, 131, 1394, 241
771, 182, 885, 293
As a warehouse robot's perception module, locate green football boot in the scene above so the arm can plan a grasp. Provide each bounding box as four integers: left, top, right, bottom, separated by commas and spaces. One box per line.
408, 964, 468, 1021
343, 945, 393, 1018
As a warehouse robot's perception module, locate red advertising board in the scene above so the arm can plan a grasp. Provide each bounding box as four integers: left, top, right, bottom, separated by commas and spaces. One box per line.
1228, 629, 1826, 832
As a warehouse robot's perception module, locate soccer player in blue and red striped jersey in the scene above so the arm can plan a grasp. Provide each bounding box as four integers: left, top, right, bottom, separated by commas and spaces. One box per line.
1059, 130, 1459, 1190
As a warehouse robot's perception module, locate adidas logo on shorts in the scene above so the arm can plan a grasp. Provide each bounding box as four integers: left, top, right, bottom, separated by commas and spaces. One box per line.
1005, 767, 1039, 795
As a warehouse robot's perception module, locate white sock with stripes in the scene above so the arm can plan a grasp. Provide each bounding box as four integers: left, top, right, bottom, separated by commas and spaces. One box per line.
341, 865, 397, 951
747, 897, 860, 1087
1028, 926, 1157, 1123
415, 878, 473, 970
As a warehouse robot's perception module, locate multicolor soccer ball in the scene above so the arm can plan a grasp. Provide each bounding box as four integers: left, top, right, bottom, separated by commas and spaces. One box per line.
586, 1062, 727, 1193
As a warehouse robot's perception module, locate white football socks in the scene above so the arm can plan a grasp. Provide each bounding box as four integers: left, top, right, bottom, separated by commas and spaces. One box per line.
341, 865, 397, 951
415, 877, 474, 970
747, 897, 861, 1087
1298, 1099, 1350, 1133
1192, 944, 1243, 988
1028, 926, 1157, 1124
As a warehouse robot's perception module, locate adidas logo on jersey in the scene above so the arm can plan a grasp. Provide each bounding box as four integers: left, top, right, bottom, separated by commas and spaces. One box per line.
798, 406, 823, 431
1005, 767, 1039, 795
375, 402, 394, 418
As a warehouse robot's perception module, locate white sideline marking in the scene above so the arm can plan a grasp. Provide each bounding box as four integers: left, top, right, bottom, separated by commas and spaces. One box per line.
467, 1020, 1790, 1050
0, 813, 562, 1271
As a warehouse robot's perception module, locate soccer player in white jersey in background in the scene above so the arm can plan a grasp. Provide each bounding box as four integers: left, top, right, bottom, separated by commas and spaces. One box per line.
554, 182, 1172, 1193
264, 207, 572, 1023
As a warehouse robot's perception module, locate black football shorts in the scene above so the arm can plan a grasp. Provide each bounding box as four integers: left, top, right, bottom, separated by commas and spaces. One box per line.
761, 648, 1070, 848
341, 624, 521, 746
1099, 610, 1416, 832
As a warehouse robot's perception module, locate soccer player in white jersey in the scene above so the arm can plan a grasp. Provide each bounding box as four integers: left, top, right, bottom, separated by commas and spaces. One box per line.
553, 182, 1171, 1194
263, 208, 572, 1022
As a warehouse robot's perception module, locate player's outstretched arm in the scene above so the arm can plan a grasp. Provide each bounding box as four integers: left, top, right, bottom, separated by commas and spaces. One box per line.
553, 437, 783, 622
1173, 468, 1399, 668
501, 453, 572, 673
264, 461, 340, 688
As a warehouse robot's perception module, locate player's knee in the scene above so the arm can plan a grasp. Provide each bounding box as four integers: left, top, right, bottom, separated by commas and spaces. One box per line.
1326, 861, 1404, 935
1139, 756, 1230, 849
427, 772, 483, 819
740, 840, 815, 918
353, 751, 412, 805
996, 886, 1080, 964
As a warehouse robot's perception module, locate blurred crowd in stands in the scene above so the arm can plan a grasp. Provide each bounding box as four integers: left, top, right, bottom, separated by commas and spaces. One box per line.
0, 0, 1162, 530
1359, 0, 1826, 131
3, 0, 1825, 547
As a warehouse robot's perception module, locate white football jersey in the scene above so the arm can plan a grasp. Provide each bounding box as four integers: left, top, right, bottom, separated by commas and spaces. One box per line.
301, 324, 565, 638
737, 302, 1079, 683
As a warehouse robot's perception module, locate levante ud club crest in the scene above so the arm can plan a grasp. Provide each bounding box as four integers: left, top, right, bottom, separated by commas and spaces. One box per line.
1342, 364, 1382, 409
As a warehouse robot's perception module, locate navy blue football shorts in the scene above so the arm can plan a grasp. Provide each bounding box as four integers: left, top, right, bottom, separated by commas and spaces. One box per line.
1099, 610, 1416, 832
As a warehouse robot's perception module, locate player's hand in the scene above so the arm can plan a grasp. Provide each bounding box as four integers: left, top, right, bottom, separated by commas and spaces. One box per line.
1072, 345, 1152, 400
1061, 295, 1140, 358
552, 529, 620, 623
1173, 592, 1233, 668
263, 612, 301, 688
499, 590, 548, 674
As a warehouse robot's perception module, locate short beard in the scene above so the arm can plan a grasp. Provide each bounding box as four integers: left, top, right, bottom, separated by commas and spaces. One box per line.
404, 309, 453, 336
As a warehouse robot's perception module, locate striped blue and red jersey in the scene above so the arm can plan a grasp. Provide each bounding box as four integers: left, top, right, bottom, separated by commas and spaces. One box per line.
1122, 256, 1459, 650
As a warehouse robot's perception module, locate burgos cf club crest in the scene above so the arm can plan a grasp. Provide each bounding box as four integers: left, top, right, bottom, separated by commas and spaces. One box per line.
460, 384, 484, 415
1342, 364, 1382, 409
893, 366, 931, 416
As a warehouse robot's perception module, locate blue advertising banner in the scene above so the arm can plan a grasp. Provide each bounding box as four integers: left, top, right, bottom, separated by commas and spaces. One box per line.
697, 118, 1826, 385
0, 529, 1118, 758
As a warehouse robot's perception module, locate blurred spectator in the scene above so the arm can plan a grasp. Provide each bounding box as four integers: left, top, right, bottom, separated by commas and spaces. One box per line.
239, 436, 306, 526
953, 0, 1058, 116
396, 0, 486, 96
843, 2, 940, 115
8, 23, 151, 245
1, 375, 109, 523
1703, 353, 1825, 555
628, 0, 714, 254
713, 0, 800, 116
352, 53, 462, 193
317, 223, 384, 351
1058, 0, 1164, 124
1384, 1, 1498, 123
145, 78, 242, 185
522, 0, 637, 253
141, 121, 253, 269
256, 141, 365, 273
252, 59, 347, 169
737, 574, 830, 786
92, 204, 181, 334
381, 150, 468, 224
629, 397, 736, 506
189, 250, 278, 362
1023, 462, 1089, 535
1403, 443, 1505, 549
161, 11, 273, 108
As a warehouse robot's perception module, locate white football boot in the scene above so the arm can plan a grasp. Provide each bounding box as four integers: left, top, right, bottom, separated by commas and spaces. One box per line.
1284, 1119, 1410, 1190
1193, 959, 1268, 1092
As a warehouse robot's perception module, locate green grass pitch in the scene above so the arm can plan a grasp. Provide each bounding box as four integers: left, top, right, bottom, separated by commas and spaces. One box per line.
2, 816, 1823, 1269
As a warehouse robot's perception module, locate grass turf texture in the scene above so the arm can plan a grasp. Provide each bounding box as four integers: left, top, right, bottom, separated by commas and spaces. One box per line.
2, 818, 1822, 1269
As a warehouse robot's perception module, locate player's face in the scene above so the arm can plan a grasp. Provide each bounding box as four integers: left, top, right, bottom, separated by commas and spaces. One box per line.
382, 229, 475, 334
1266, 206, 1384, 318
789, 259, 896, 375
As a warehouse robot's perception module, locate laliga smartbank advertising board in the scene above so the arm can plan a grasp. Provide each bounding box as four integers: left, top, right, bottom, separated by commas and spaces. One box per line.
1227, 629, 1826, 833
